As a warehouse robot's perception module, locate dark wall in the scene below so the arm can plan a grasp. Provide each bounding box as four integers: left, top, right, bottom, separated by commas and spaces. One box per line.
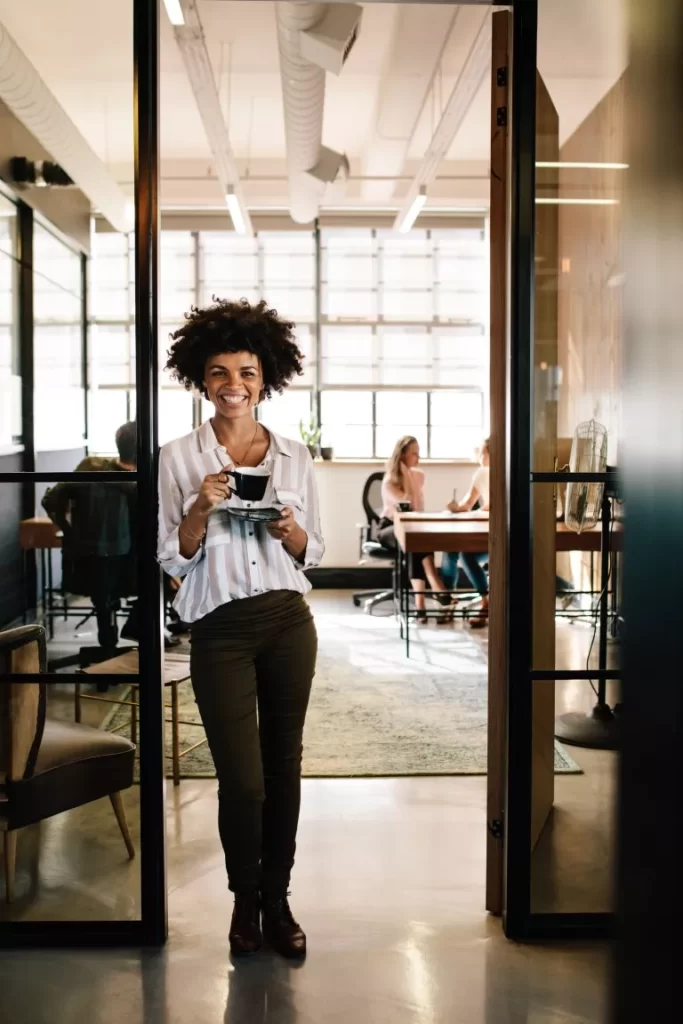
0, 451, 24, 627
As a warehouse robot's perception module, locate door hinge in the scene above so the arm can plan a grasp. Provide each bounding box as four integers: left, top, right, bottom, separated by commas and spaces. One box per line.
488, 818, 504, 840
496, 107, 508, 128
497, 66, 508, 88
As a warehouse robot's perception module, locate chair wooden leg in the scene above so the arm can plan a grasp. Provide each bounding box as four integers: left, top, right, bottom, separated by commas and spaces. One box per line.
109, 793, 135, 859
3, 831, 17, 903
171, 680, 180, 787
131, 696, 138, 747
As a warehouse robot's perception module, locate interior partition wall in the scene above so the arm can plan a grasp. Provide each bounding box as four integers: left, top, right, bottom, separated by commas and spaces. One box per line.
0, 0, 166, 946
503, 0, 625, 939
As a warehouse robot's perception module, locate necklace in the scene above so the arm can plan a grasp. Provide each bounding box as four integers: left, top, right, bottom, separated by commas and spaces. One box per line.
227, 421, 260, 467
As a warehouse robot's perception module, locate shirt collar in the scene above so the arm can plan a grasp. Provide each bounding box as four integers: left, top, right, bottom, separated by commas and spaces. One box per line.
197, 417, 292, 458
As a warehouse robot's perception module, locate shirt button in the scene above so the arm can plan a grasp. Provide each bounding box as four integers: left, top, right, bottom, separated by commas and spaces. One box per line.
251, 561, 256, 565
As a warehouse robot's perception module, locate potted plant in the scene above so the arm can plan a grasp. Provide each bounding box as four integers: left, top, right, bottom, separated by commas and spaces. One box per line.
299, 414, 321, 459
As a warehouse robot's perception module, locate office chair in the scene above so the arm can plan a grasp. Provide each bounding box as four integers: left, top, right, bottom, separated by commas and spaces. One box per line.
352, 471, 396, 615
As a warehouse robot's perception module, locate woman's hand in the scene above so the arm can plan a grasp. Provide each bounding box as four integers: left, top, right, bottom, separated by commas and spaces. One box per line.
267, 507, 308, 561
194, 471, 232, 515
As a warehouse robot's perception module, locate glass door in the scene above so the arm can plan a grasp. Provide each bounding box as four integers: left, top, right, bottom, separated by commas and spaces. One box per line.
0, 0, 166, 946
504, 0, 626, 938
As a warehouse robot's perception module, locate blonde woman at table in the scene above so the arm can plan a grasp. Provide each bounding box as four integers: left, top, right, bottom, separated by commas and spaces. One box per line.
442, 437, 490, 628
378, 435, 449, 623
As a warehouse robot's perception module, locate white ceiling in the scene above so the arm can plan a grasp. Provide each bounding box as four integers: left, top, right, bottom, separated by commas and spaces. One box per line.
0, 0, 628, 215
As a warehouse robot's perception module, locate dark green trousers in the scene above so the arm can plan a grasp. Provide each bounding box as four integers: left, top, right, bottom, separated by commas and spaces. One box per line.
190, 590, 317, 895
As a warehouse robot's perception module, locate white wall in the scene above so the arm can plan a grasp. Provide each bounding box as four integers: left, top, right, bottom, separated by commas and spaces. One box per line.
313, 461, 478, 567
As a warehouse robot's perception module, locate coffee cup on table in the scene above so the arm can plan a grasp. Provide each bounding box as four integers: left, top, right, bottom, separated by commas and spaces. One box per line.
397, 501, 412, 512
226, 467, 270, 502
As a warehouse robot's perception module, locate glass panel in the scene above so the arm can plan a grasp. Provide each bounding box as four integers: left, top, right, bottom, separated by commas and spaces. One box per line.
321, 325, 374, 385
529, 0, 626, 915
199, 232, 258, 299
430, 391, 485, 460
33, 226, 85, 451
90, 232, 130, 320
0, 482, 141, 922
0, 193, 20, 445
374, 391, 427, 459
258, 389, 312, 444
376, 327, 432, 385
320, 390, 373, 457
322, 229, 377, 320
159, 389, 194, 446
90, 325, 133, 386
380, 231, 433, 322
88, 390, 132, 454
433, 325, 488, 387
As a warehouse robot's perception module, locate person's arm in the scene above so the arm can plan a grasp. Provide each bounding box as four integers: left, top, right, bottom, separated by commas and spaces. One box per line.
447, 477, 481, 513
157, 450, 229, 575
42, 482, 72, 533
267, 452, 325, 567
381, 478, 403, 521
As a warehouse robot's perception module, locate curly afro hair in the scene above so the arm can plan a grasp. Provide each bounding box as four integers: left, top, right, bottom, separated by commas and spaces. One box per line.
165, 297, 304, 399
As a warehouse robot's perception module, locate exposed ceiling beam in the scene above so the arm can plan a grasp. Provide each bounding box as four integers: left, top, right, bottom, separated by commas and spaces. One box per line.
169, 0, 253, 235
0, 20, 129, 232
361, 5, 458, 203
393, 9, 492, 231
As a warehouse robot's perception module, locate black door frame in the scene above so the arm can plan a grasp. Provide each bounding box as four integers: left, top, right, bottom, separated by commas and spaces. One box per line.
503, 0, 615, 940
0, 0, 166, 947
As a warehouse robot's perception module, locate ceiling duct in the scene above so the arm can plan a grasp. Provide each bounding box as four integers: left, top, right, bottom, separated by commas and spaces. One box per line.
275, 2, 361, 224
170, 0, 253, 235
0, 21, 129, 232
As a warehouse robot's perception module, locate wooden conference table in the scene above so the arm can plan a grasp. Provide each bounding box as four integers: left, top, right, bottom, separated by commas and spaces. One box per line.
394, 510, 623, 655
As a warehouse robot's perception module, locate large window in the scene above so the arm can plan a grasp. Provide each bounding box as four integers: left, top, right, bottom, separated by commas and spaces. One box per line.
89, 223, 488, 458
0, 192, 20, 447
319, 226, 488, 458
33, 222, 85, 450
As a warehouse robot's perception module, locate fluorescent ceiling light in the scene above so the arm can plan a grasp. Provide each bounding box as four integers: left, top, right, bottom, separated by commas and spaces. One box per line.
536, 161, 629, 170
226, 189, 247, 235
397, 187, 427, 233
163, 0, 185, 26
535, 198, 620, 206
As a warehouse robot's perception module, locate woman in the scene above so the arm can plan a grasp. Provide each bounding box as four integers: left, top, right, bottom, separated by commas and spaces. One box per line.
157, 298, 324, 960
442, 437, 490, 628
379, 436, 449, 623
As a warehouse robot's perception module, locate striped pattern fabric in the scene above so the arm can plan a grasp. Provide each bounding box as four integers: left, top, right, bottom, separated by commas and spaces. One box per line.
158, 419, 324, 623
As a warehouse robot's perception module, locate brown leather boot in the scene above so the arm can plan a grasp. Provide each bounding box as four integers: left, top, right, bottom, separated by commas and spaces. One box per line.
261, 893, 307, 959
229, 891, 262, 956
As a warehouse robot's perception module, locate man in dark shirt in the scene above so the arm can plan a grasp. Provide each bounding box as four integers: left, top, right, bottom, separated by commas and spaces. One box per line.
43, 422, 138, 653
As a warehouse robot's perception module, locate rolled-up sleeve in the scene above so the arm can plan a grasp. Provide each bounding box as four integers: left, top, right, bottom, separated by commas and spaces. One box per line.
157, 448, 203, 578
291, 452, 324, 571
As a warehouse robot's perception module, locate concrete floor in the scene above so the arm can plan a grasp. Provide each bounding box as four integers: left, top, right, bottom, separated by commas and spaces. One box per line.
0, 592, 614, 1022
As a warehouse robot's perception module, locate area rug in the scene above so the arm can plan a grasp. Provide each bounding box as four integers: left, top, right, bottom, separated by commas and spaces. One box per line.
105, 612, 581, 778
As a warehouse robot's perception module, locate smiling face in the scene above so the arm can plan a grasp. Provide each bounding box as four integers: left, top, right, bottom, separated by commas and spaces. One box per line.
401, 441, 420, 469
203, 350, 263, 420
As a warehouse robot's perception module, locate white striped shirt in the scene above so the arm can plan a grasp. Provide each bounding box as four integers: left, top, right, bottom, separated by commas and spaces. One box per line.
157, 419, 324, 623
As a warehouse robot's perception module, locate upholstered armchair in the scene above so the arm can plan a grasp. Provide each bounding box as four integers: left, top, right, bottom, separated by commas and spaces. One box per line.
0, 625, 136, 903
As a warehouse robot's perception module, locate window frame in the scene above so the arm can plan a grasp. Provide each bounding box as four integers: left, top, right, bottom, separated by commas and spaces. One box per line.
89, 223, 489, 459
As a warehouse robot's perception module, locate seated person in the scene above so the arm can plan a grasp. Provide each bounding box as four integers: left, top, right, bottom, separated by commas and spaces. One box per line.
441, 437, 579, 624
378, 435, 449, 623
441, 437, 490, 629
42, 422, 139, 654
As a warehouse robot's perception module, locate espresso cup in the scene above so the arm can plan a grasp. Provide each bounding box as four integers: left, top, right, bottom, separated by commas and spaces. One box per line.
397, 500, 412, 512
227, 467, 270, 501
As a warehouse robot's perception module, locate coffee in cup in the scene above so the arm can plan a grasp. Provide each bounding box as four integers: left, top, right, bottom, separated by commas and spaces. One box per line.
226, 467, 270, 502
